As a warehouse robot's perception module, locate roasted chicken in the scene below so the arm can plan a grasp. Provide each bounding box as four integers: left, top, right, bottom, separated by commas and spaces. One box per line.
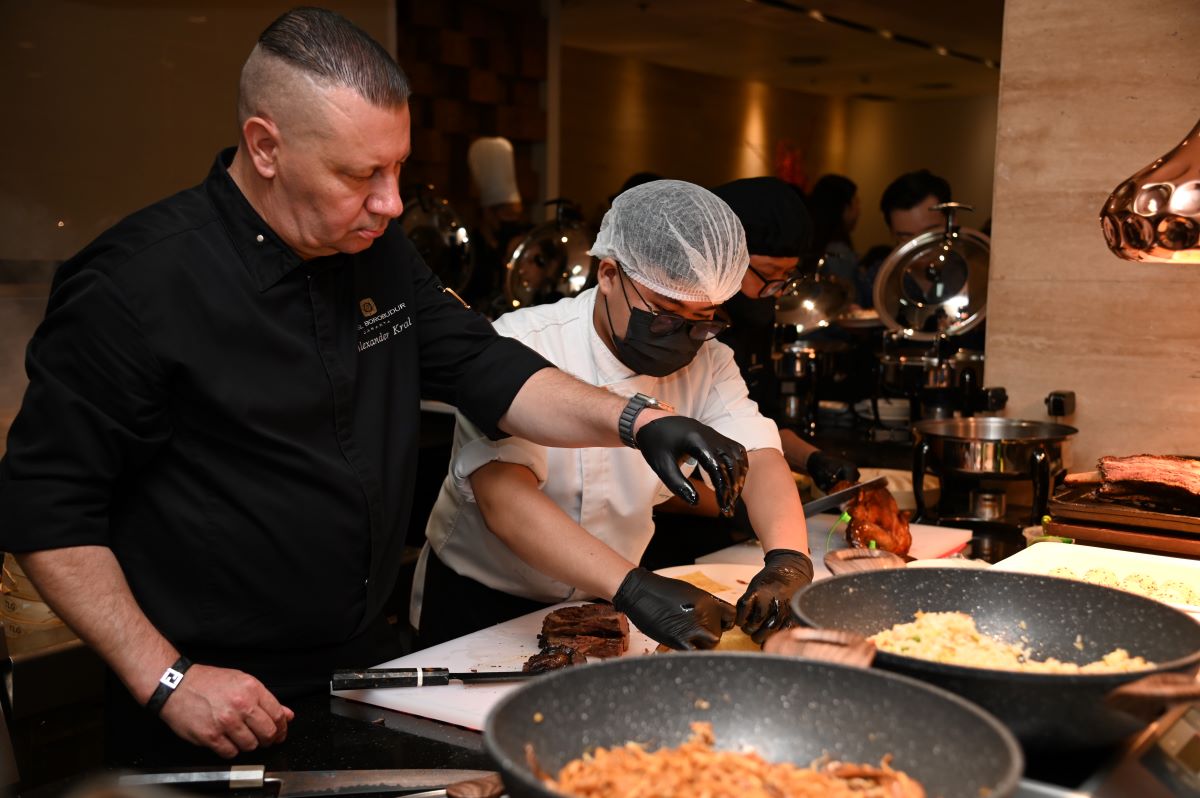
833, 480, 913, 556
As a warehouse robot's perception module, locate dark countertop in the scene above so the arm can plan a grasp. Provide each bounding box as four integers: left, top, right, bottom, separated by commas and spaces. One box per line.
21, 693, 493, 797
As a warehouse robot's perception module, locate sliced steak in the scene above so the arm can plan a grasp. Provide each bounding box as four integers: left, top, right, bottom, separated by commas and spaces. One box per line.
538, 634, 627, 658
538, 604, 629, 659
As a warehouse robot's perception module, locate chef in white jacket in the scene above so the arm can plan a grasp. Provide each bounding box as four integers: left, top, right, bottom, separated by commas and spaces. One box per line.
412, 180, 812, 650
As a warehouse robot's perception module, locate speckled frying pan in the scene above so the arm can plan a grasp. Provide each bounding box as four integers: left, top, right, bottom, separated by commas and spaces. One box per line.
790, 568, 1200, 752
484, 652, 1023, 798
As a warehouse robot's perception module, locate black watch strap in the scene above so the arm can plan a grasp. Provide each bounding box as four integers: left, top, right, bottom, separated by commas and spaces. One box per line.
618, 393, 674, 448
618, 393, 652, 448
145, 655, 192, 715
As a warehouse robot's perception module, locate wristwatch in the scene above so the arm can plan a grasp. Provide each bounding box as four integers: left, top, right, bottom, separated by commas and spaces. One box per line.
145, 655, 192, 715
618, 392, 675, 449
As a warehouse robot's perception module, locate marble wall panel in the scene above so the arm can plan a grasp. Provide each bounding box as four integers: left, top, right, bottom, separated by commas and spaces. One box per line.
987, 0, 1200, 469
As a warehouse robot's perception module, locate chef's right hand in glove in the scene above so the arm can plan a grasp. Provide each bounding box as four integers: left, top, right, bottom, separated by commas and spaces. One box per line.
612, 567, 735, 650
736, 549, 814, 645
636, 417, 748, 516
805, 450, 860, 493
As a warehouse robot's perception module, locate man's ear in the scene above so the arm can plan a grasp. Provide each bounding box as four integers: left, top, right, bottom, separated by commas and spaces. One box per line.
595, 258, 619, 297
242, 115, 281, 179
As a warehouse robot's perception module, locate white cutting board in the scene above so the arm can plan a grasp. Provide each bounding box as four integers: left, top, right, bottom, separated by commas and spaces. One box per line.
332, 563, 761, 731
696, 513, 973, 578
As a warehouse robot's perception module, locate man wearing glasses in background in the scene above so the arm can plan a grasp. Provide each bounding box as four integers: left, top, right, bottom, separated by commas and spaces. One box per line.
713, 177, 860, 493
411, 180, 812, 650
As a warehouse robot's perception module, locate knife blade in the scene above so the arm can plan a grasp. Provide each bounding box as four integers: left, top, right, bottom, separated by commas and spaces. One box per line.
116, 767, 499, 797
802, 475, 888, 518
331, 667, 536, 691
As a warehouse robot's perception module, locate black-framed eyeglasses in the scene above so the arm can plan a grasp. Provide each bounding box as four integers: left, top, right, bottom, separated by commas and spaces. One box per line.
618, 267, 729, 341
747, 262, 800, 298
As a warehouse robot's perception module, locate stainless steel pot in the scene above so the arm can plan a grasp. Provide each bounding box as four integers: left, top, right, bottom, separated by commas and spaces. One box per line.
912, 418, 1077, 524
913, 418, 1077, 477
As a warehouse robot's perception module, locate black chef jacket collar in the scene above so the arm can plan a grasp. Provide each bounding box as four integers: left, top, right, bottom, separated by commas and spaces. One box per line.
204, 147, 305, 292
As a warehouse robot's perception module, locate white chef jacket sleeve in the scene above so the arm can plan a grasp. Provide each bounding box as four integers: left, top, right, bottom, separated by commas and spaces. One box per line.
696, 343, 783, 454
449, 412, 550, 502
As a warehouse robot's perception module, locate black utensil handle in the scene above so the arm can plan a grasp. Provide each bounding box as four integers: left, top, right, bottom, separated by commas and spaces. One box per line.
1030, 447, 1050, 526
912, 439, 931, 522
117, 766, 265, 790
331, 668, 451, 690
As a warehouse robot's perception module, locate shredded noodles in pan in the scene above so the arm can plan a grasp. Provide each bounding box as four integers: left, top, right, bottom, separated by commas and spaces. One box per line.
530, 721, 925, 798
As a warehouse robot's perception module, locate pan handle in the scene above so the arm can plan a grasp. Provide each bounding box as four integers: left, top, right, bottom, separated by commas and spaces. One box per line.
762, 628, 876, 669
1104, 672, 1200, 723
912, 439, 931, 522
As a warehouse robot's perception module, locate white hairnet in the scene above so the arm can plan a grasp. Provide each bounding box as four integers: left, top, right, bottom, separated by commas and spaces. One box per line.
589, 179, 749, 303
467, 137, 521, 207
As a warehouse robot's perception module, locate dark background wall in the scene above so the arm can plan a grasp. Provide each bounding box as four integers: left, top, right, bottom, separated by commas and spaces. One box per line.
393, 0, 548, 229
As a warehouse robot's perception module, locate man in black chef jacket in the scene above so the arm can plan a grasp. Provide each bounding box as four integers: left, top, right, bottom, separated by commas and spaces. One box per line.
0, 8, 748, 764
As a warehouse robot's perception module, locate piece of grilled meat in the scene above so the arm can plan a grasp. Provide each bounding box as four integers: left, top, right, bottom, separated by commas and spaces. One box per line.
833, 480, 913, 556
523, 644, 586, 673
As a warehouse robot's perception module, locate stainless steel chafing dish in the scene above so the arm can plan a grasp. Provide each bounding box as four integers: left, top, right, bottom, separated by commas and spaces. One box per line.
399, 184, 473, 293
504, 200, 595, 310
873, 202, 989, 342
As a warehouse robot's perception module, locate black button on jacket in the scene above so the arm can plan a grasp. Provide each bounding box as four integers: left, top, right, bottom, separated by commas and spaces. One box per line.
0, 150, 550, 690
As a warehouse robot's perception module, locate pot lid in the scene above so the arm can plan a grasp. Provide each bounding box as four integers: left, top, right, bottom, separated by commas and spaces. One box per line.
873, 203, 990, 341
399, 185, 473, 293
504, 201, 595, 310
913, 417, 1077, 442
774, 274, 852, 331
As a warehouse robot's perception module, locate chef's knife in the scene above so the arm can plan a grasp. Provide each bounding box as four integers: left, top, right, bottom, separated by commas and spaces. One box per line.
331, 667, 536, 691
801, 476, 888, 518
116, 767, 498, 797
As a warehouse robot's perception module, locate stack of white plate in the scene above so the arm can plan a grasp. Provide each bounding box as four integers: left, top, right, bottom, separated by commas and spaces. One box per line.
853, 398, 910, 429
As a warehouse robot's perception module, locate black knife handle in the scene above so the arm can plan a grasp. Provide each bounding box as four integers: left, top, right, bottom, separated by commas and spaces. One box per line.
331, 668, 451, 690
117, 766, 266, 790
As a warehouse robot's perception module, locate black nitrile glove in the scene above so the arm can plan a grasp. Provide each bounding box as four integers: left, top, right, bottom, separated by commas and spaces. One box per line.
805, 450, 860, 493
612, 567, 736, 650
736, 549, 814, 645
636, 417, 748, 515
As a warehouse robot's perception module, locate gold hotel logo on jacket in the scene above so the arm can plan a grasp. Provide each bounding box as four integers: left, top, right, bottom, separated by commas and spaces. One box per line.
359, 298, 378, 318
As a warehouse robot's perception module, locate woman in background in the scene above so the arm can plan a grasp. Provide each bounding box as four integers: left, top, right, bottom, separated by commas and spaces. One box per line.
807, 174, 860, 293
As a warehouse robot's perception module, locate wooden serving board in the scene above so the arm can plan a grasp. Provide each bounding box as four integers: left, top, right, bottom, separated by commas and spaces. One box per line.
1043, 520, 1200, 558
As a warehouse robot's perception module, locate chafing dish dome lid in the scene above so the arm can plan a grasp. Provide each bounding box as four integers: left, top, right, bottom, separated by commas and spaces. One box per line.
873, 204, 990, 342
504, 201, 595, 309
399, 185, 472, 292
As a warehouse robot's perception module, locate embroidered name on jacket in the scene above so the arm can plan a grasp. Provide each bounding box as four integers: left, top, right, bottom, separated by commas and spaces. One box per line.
356, 301, 411, 352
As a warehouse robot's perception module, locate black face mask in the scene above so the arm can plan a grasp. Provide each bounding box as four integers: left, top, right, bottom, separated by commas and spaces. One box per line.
604, 296, 703, 378
724, 291, 777, 331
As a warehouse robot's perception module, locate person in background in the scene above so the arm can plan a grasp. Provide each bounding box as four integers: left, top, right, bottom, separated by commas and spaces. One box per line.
413, 180, 812, 651
590, 171, 664, 234
856, 169, 952, 308
0, 7, 749, 765
712, 177, 860, 493
608, 171, 664, 205
463, 136, 530, 308
807, 174, 860, 291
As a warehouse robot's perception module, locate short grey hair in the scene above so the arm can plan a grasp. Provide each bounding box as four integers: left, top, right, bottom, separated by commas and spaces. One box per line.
241, 6, 410, 120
